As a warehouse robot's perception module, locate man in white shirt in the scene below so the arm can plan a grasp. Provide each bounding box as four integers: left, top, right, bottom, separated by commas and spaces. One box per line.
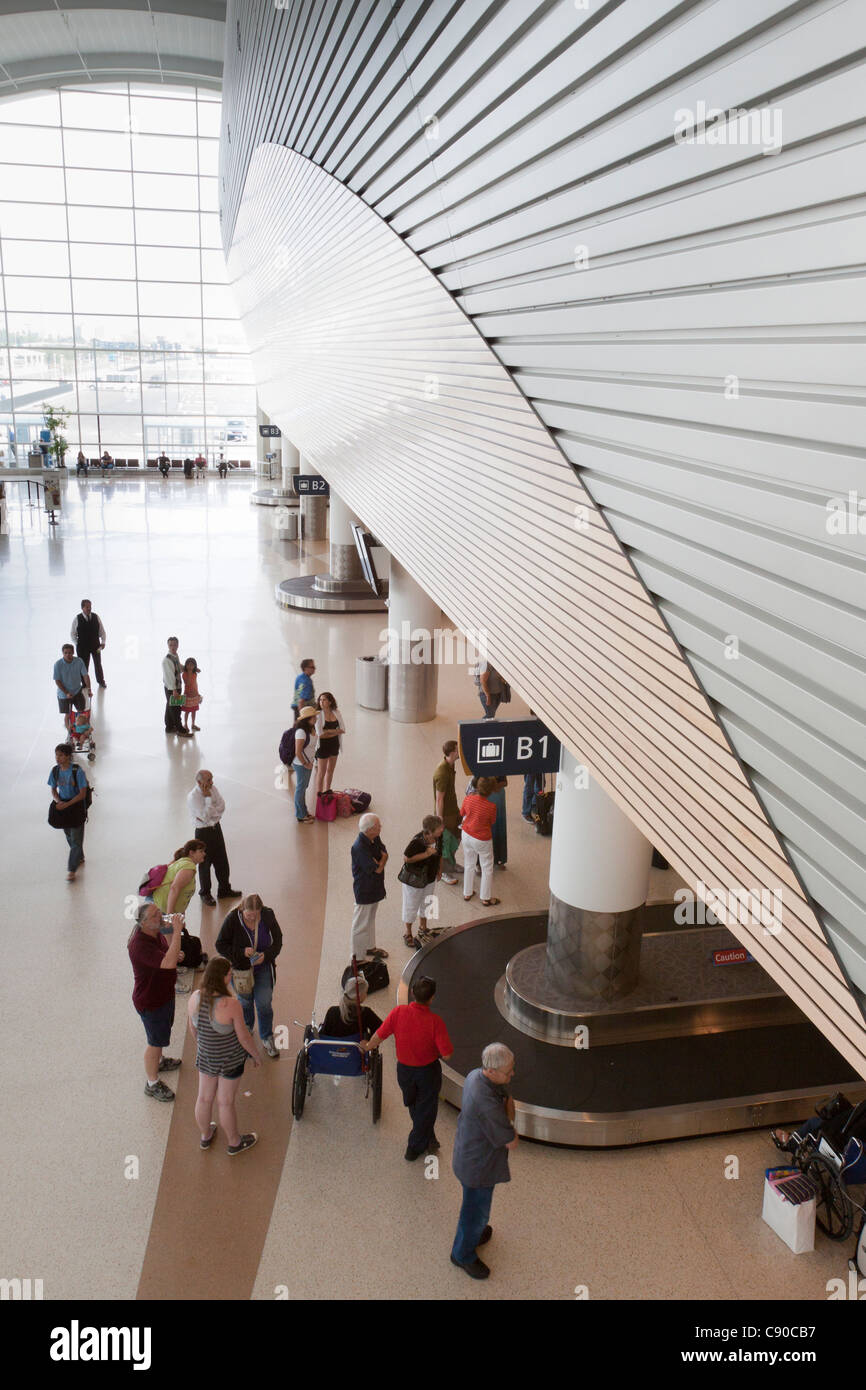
187, 769, 242, 907
161, 636, 190, 737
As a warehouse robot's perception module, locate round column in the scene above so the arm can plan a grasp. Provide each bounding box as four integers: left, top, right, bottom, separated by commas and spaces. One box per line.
300, 462, 328, 540
329, 492, 365, 583
256, 404, 279, 479
281, 438, 300, 494
386, 558, 439, 723
546, 749, 652, 999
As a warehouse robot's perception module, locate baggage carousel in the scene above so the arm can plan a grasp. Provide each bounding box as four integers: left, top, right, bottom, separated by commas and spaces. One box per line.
398, 911, 865, 1146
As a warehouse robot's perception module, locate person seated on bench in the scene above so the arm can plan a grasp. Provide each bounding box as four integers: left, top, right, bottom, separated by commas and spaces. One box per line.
76, 450, 88, 475
157, 451, 170, 478
318, 976, 381, 1039
195, 452, 207, 474
100, 450, 115, 471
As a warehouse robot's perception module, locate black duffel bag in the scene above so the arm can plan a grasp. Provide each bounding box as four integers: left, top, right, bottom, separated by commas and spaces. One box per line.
342, 958, 390, 994
48, 796, 87, 829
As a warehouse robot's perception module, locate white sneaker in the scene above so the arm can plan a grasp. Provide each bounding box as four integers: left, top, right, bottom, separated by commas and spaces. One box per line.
263, 1036, 280, 1059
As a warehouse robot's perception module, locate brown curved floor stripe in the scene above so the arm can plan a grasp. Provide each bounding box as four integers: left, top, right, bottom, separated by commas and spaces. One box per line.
137, 807, 329, 1301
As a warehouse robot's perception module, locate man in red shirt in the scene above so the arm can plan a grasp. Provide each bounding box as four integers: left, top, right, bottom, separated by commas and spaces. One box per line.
361, 976, 453, 1160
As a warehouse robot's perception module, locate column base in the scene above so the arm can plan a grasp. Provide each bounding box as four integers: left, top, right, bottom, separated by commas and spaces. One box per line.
546, 890, 644, 999
500, 928, 802, 1046
275, 574, 388, 611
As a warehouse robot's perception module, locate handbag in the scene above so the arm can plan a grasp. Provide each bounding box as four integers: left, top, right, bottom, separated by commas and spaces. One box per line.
49, 798, 86, 828
169, 693, 185, 706
48, 766, 90, 827
233, 915, 259, 995
398, 860, 429, 890
316, 790, 338, 822
232, 966, 255, 996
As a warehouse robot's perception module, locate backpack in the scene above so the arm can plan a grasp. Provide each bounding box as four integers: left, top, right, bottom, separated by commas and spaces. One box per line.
343, 788, 371, 813
139, 864, 168, 896
342, 958, 389, 994
335, 792, 353, 817
278, 729, 295, 766
180, 926, 204, 970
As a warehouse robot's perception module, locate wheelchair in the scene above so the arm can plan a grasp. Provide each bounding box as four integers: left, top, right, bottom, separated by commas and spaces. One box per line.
772, 1093, 866, 1242
291, 1013, 383, 1124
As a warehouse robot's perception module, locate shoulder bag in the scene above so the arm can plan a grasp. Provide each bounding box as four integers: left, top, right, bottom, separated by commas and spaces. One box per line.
231, 912, 256, 996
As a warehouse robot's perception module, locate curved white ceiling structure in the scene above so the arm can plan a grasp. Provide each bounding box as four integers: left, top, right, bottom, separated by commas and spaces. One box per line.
218, 0, 866, 1073
0, 2, 225, 96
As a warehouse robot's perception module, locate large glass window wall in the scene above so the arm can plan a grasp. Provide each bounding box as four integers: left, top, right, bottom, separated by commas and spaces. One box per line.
0, 83, 256, 466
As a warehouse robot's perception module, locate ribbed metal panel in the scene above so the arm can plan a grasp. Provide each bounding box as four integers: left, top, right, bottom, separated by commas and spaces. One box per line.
220, 0, 866, 1065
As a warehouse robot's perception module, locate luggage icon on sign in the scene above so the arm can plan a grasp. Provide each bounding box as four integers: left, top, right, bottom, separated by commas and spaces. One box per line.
477, 736, 504, 763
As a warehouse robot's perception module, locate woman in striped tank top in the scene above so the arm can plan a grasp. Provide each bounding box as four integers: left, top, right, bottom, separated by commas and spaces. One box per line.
188, 957, 263, 1155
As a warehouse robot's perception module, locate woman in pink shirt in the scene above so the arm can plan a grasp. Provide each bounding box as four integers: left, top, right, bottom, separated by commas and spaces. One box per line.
459, 775, 499, 906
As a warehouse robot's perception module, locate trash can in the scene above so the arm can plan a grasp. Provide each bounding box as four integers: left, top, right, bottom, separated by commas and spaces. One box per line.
356, 655, 388, 711
277, 507, 298, 540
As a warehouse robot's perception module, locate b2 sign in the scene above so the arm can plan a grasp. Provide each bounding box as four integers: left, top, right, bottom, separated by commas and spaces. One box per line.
458, 719, 560, 776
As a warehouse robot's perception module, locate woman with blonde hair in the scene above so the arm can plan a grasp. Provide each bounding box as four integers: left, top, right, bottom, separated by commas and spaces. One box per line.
215, 893, 284, 1059
188, 957, 262, 1155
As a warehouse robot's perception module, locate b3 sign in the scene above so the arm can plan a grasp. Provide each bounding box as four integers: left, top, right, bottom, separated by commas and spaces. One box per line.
458, 719, 560, 777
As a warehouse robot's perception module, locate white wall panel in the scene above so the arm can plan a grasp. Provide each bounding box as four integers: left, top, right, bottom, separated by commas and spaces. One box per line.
221, 0, 866, 1069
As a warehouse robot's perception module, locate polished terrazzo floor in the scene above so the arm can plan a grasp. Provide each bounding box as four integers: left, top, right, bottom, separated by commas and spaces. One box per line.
0, 473, 856, 1301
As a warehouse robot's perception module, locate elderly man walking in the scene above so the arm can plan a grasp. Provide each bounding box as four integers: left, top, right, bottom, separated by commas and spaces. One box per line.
350, 813, 389, 961
187, 770, 242, 907
450, 1042, 518, 1280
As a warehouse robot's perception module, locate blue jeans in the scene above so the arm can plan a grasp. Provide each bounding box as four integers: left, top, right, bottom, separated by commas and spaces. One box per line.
522, 772, 543, 818
451, 1184, 495, 1264
241, 968, 274, 1041
64, 824, 85, 872
293, 762, 312, 820
478, 691, 501, 720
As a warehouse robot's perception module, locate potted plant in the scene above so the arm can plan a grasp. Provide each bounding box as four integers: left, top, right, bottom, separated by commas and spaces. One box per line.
42, 403, 69, 469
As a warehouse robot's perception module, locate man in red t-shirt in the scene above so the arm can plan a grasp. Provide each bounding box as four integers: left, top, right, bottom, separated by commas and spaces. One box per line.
361, 976, 453, 1160
128, 902, 185, 1101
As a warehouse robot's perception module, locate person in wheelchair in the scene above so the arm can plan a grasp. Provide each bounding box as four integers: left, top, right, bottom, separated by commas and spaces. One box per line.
318, 975, 381, 1040
772, 1094, 866, 1157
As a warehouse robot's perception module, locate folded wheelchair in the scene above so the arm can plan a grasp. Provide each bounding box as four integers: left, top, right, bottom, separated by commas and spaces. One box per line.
291, 1014, 382, 1124
772, 1093, 866, 1251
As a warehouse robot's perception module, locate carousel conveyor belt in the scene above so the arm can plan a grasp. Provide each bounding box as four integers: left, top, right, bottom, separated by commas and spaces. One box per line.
399, 914, 865, 1147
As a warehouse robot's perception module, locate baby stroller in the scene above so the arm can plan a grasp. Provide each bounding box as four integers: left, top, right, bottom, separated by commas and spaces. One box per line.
70, 700, 96, 762
772, 1092, 866, 1246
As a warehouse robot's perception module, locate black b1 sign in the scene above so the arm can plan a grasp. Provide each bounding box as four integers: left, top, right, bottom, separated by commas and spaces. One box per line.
458, 719, 560, 777
292, 475, 330, 496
